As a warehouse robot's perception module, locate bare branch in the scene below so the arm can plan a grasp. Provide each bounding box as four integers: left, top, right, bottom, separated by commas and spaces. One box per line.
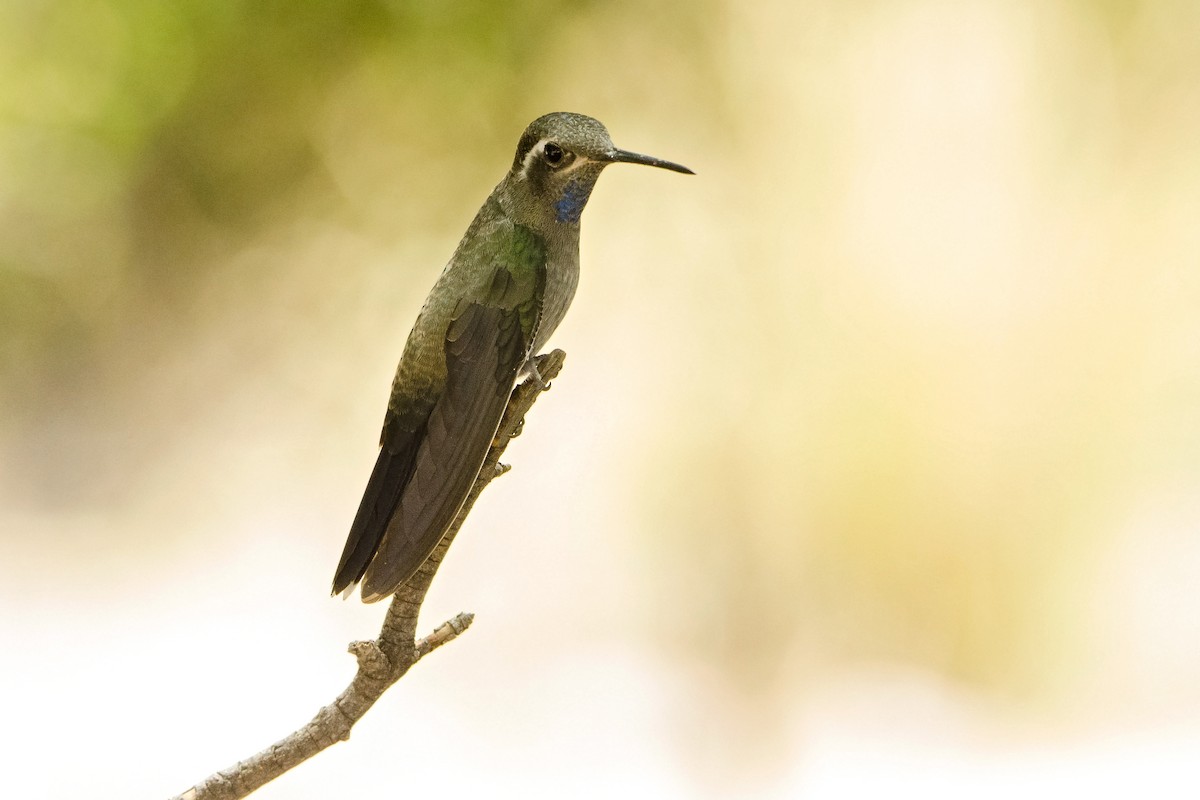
415, 611, 475, 660
170, 350, 566, 800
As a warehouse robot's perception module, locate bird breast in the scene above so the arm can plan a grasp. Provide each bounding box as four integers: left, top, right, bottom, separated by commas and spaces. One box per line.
534, 235, 580, 352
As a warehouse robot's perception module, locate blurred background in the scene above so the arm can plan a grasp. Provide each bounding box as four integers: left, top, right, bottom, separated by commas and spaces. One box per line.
2, 1, 1199, 797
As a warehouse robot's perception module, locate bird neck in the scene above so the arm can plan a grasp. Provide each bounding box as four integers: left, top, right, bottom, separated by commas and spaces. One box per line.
494, 172, 598, 238
552, 177, 597, 225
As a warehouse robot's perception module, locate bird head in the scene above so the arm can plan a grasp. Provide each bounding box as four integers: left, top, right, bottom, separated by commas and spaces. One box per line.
504, 112, 692, 228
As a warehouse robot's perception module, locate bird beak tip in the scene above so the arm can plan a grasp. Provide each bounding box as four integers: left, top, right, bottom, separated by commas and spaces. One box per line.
606, 148, 694, 175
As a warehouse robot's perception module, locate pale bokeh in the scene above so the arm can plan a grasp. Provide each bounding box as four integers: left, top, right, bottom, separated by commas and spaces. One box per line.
2, 1, 1199, 798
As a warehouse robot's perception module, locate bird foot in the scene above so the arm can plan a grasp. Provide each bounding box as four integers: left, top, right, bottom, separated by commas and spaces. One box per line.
494, 462, 512, 477
521, 356, 551, 392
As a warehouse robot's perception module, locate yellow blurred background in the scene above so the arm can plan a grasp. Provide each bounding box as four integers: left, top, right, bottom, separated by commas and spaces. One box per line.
2, 1, 1198, 797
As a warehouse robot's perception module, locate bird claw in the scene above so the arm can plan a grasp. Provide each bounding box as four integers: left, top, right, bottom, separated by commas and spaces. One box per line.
522, 357, 551, 392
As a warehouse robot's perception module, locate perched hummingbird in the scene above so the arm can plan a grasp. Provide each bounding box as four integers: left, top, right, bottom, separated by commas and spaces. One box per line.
332, 112, 692, 602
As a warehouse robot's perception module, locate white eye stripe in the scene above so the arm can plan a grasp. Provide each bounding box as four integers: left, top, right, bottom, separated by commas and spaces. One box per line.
518, 138, 549, 178
557, 154, 591, 174
516, 138, 591, 180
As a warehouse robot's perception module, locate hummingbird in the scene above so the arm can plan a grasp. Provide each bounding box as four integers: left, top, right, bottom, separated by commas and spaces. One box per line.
332, 112, 693, 602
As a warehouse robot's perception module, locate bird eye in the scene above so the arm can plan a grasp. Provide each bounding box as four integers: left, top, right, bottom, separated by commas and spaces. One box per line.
543, 142, 564, 165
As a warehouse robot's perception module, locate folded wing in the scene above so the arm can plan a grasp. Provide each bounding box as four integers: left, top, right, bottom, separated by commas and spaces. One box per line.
330, 400, 429, 596
358, 297, 531, 601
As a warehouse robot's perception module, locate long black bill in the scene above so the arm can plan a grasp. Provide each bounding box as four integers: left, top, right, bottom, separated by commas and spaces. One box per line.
606, 148, 694, 175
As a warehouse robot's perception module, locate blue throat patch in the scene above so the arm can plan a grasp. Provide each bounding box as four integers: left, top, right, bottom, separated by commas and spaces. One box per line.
554, 179, 595, 224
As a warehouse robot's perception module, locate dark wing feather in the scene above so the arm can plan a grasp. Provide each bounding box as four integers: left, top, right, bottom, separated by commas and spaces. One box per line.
359, 299, 529, 601
331, 403, 429, 595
